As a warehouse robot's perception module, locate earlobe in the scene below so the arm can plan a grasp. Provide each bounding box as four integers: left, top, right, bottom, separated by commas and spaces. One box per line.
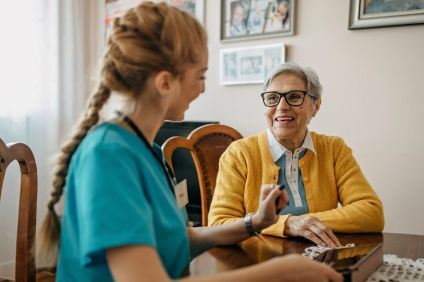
312, 99, 321, 117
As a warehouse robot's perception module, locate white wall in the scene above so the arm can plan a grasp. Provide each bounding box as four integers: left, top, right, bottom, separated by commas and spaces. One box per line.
185, 0, 424, 235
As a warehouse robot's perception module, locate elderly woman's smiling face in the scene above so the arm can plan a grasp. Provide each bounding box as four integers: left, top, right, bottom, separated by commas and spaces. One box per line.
264, 73, 320, 151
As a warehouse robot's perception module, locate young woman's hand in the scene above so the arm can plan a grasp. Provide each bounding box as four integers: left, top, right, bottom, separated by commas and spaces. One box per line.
252, 184, 289, 231
267, 254, 343, 282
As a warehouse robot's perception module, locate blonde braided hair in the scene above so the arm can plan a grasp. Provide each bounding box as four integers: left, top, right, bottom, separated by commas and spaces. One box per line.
39, 1, 207, 261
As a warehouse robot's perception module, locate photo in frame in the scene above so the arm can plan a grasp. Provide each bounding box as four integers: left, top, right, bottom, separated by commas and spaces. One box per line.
166, 0, 205, 24
220, 0, 294, 42
349, 0, 424, 29
105, 0, 205, 35
220, 43, 285, 85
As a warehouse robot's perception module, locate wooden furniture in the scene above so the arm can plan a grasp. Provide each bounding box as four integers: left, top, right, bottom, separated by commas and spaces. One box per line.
188, 233, 424, 276
162, 124, 242, 226
0, 138, 37, 282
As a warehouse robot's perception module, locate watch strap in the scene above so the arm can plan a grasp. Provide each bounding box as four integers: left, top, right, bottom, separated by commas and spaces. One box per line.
244, 212, 259, 236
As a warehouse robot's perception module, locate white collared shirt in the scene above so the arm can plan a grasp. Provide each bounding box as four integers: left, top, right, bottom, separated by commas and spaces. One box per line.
266, 128, 316, 207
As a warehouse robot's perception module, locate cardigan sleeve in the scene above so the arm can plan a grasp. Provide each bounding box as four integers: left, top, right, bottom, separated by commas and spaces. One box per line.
260, 215, 291, 237
310, 137, 385, 233
208, 142, 248, 226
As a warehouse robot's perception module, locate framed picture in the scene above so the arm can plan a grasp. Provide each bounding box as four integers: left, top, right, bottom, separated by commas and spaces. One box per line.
165, 0, 205, 24
220, 0, 294, 42
220, 43, 285, 85
349, 0, 424, 29
106, 0, 205, 35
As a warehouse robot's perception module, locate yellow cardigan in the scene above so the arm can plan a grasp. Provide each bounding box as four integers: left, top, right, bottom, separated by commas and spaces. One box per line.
208, 131, 384, 237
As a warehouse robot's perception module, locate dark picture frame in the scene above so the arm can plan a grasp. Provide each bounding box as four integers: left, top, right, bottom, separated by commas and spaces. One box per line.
349, 0, 424, 29
220, 0, 295, 42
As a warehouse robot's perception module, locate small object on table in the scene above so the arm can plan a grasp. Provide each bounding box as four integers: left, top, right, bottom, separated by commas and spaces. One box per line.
309, 243, 383, 282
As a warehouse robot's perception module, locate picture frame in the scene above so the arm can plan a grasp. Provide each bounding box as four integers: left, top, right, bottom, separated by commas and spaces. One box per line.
106, 0, 205, 35
165, 0, 205, 24
220, 43, 285, 85
349, 0, 424, 29
220, 0, 294, 42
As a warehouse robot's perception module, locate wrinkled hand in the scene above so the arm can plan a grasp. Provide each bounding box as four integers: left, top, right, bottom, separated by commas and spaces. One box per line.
266, 254, 343, 282
252, 184, 289, 231
284, 215, 342, 248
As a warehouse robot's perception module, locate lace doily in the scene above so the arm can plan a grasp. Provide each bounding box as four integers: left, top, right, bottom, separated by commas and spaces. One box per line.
367, 255, 424, 282
302, 244, 424, 281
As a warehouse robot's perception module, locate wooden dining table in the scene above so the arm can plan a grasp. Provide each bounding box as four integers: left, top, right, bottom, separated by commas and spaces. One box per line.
187, 233, 424, 276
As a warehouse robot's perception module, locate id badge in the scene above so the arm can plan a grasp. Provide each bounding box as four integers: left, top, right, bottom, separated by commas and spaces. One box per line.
174, 179, 189, 208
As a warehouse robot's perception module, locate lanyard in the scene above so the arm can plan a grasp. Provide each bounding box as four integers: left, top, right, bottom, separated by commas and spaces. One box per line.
115, 111, 176, 195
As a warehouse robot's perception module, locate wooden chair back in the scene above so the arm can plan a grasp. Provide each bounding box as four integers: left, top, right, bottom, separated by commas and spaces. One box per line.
162, 124, 242, 226
0, 138, 37, 282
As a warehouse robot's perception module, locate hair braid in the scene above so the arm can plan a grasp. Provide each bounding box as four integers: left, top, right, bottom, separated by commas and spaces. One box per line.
39, 83, 111, 260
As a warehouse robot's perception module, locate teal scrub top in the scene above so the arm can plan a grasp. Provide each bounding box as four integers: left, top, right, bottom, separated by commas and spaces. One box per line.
56, 123, 190, 282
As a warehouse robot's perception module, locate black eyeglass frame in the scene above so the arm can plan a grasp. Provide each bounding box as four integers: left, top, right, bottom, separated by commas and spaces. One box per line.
260, 90, 317, 107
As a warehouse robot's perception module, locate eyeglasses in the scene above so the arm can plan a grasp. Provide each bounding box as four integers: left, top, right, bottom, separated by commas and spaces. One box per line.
261, 90, 316, 107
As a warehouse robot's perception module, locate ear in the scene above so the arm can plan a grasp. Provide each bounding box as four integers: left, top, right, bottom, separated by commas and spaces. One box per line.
153, 70, 178, 98
312, 98, 321, 117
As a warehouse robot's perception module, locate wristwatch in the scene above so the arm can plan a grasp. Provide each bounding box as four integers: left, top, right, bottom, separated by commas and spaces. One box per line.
244, 212, 260, 236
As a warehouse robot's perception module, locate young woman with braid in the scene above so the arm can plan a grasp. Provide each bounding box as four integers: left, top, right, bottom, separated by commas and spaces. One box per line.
39, 2, 342, 282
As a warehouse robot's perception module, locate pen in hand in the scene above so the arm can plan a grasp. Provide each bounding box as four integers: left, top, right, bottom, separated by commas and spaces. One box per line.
275, 185, 287, 214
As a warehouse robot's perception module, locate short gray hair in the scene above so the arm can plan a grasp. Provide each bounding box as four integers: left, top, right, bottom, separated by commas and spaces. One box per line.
263, 62, 323, 99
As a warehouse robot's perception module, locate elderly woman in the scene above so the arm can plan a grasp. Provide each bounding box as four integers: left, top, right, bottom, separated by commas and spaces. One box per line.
208, 62, 384, 248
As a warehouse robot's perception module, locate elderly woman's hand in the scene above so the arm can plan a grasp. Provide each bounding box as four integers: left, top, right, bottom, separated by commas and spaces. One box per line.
284, 215, 342, 248
252, 184, 289, 231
